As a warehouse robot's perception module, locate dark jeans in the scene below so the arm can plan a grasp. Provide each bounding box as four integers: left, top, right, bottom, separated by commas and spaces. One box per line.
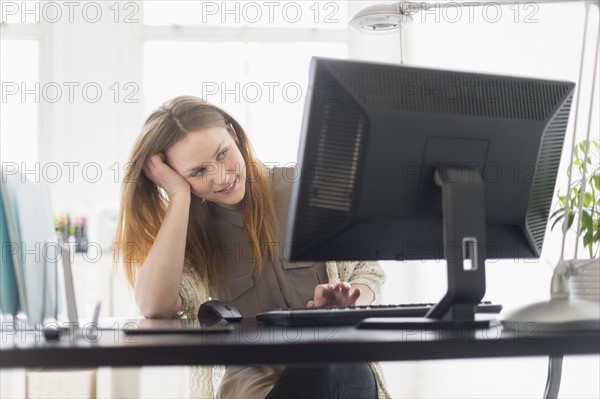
265, 363, 377, 399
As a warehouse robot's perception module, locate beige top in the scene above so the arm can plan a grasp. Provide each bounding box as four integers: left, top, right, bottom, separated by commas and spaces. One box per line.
179, 167, 390, 399
207, 167, 329, 312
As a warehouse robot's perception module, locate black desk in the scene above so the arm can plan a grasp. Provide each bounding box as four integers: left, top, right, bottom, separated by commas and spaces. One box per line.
2, 319, 599, 369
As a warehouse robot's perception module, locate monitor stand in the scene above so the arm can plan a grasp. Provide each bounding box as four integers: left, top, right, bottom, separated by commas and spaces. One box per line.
360, 167, 490, 330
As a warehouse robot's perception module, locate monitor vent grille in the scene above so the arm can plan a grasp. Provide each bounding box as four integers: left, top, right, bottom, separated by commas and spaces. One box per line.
525, 94, 573, 255
309, 103, 364, 212
300, 101, 366, 244
329, 63, 572, 121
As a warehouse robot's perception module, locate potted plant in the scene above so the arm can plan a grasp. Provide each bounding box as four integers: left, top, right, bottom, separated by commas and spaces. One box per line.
550, 138, 599, 302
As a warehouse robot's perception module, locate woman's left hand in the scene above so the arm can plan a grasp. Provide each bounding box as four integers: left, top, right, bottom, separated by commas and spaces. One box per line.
306, 278, 361, 308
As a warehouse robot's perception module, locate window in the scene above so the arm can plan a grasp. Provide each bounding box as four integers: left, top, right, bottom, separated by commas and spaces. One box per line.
142, 1, 350, 164
1, 1, 44, 166
144, 41, 347, 163
143, 0, 348, 29
0, 39, 40, 166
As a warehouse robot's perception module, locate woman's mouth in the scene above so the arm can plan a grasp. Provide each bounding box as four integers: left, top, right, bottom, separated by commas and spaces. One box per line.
216, 179, 237, 194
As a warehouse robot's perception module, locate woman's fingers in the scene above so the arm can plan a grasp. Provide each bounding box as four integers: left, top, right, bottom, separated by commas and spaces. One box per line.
144, 154, 165, 180
337, 281, 351, 292
143, 154, 191, 198
327, 282, 360, 306
310, 281, 363, 307
350, 287, 362, 301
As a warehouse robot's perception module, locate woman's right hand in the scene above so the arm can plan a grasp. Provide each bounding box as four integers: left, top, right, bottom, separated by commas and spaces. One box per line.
143, 153, 191, 199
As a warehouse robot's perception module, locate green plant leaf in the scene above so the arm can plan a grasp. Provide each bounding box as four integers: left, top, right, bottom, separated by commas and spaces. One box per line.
567, 211, 575, 230
552, 139, 600, 251
581, 212, 593, 241
580, 141, 589, 153
583, 230, 593, 248
551, 213, 565, 231
558, 195, 567, 207
584, 192, 593, 207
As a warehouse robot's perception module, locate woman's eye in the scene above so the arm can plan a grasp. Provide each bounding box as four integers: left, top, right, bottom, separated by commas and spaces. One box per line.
190, 168, 205, 178
217, 148, 229, 160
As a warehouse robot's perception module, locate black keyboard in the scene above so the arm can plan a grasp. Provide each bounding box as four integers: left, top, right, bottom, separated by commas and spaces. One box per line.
256, 301, 502, 326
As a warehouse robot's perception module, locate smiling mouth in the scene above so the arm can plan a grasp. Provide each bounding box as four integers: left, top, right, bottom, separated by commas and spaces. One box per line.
216, 179, 236, 193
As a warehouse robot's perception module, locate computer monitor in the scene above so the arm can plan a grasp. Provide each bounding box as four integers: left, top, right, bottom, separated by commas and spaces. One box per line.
1, 168, 61, 326
0, 183, 20, 317
285, 57, 574, 324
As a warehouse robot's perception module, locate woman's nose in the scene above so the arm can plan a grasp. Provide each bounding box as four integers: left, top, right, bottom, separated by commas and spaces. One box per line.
213, 163, 230, 184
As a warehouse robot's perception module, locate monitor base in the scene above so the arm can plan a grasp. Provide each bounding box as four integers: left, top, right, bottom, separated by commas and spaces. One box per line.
501, 298, 600, 332
357, 317, 491, 330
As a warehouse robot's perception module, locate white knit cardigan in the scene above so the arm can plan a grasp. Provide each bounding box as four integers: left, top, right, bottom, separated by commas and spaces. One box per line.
179, 260, 391, 399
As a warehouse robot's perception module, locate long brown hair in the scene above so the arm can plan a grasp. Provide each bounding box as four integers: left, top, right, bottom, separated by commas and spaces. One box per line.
114, 96, 277, 292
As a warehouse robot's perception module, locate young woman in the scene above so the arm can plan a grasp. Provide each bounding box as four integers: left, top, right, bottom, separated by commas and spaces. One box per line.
115, 96, 390, 398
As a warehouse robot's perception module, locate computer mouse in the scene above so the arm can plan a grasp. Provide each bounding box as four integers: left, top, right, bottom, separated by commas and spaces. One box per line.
198, 300, 243, 323
42, 325, 62, 341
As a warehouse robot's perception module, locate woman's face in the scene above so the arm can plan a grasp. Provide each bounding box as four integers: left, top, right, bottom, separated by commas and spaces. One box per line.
165, 126, 247, 209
